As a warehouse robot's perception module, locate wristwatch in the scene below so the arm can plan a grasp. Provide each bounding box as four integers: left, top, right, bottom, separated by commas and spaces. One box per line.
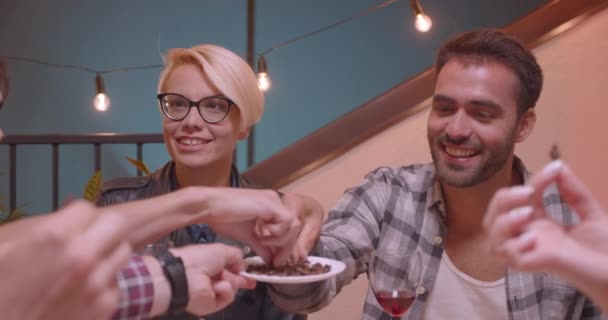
153, 248, 189, 314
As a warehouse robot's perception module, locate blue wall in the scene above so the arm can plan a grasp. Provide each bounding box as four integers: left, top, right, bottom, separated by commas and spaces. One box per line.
0, 0, 546, 213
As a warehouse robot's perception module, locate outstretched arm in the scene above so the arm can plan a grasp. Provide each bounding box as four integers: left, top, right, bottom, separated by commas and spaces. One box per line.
97, 187, 295, 257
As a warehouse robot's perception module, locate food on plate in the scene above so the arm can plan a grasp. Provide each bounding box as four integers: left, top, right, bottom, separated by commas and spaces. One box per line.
246, 258, 331, 276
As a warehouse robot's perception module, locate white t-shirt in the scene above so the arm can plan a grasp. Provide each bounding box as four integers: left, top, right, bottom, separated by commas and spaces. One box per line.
420, 251, 508, 320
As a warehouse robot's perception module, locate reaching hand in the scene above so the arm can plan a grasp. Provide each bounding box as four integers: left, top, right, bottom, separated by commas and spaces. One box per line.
275, 193, 324, 260
202, 188, 301, 265
484, 160, 608, 275
0, 200, 132, 320
170, 244, 256, 316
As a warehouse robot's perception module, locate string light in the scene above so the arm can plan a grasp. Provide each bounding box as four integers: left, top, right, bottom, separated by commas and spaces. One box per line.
410, 0, 432, 32
2, 0, 434, 100
94, 74, 110, 112
257, 55, 271, 92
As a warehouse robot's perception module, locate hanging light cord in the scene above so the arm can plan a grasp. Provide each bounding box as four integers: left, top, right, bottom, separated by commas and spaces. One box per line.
259, 0, 398, 56
2, 55, 162, 75
2, 0, 404, 75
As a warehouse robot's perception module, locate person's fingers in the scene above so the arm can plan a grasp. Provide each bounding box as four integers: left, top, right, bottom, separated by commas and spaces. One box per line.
237, 276, 257, 290
271, 233, 300, 266
271, 246, 293, 266
60, 213, 128, 281
220, 270, 256, 290
510, 246, 549, 272
527, 160, 565, 192
259, 220, 292, 239
51, 200, 98, 233
500, 230, 537, 263
232, 189, 286, 223
248, 242, 273, 265
291, 241, 309, 261
195, 244, 245, 276
80, 212, 130, 260
255, 220, 272, 238
292, 215, 321, 260
211, 279, 238, 311
483, 186, 535, 230
257, 219, 301, 265
504, 218, 565, 272
260, 218, 301, 246
220, 246, 246, 275
259, 231, 293, 247
551, 163, 603, 220
87, 242, 132, 292
489, 206, 534, 254
527, 160, 603, 221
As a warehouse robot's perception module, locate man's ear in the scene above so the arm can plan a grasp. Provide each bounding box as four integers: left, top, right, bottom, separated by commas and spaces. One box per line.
515, 109, 536, 142
237, 127, 251, 140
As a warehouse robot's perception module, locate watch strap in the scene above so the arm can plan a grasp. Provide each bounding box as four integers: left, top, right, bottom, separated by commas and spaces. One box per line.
153, 249, 189, 314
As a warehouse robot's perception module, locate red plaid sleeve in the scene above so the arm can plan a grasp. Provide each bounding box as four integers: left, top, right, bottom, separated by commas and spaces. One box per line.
112, 255, 154, 320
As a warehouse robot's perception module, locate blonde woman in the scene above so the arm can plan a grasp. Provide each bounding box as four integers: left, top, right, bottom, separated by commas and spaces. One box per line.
97, 45, 322, 320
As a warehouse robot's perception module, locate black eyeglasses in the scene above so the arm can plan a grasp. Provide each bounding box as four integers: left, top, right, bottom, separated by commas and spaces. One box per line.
157, 93, 234, 123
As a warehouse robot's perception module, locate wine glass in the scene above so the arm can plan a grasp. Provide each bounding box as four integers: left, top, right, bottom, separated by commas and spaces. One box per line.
369, 250, 421, 319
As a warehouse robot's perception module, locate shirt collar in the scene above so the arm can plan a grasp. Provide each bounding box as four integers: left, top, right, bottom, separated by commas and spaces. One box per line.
169, 161, 242, 190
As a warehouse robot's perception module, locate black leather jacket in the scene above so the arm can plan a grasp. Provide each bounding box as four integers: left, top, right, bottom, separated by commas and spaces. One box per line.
96, 161, 306, 320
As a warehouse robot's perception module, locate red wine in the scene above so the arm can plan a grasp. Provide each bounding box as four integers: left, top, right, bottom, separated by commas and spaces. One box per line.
374, 290, 415, 317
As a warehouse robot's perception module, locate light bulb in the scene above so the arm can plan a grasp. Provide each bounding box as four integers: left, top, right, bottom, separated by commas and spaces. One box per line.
258, 72, 271, 92
94, 93, 110, 111
415, 13, 432, 32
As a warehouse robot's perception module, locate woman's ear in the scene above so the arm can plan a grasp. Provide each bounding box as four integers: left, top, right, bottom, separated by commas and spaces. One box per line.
515, 109, 536, 143
237, 128, 251, 140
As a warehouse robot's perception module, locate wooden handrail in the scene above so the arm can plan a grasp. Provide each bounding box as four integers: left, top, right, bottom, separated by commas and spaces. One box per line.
0, 133, 163, 145
0, 133, 164, 211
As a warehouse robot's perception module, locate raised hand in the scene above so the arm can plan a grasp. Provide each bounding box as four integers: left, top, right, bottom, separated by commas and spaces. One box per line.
484, 160, 608, 274
270, 192, 324, 261
202, 188, 302, 265
171, 243, 256, 316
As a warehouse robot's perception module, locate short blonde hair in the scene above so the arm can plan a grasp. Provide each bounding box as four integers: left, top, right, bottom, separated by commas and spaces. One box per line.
158, 44, 264, 132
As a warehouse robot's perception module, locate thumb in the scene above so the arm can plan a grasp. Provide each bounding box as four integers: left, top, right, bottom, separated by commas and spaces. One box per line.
248, 242, 273, 266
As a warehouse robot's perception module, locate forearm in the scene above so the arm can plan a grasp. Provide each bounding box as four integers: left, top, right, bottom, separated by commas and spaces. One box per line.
100, 187, 212, 248
143, 256, 171, 317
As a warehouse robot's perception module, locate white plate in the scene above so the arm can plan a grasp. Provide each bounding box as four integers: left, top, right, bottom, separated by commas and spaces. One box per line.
240, 256, 346, 284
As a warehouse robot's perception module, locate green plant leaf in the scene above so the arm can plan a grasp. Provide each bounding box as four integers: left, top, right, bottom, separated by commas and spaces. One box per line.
125, 157, 151, 176
0, 208, 26, 224
83, 170, 102, 201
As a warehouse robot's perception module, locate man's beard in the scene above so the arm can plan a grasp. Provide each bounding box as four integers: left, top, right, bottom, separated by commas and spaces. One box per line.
428, 132, 516, 188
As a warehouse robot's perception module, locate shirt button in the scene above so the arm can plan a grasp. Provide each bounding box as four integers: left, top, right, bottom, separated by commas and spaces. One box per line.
416, 286, 426, 296
434, 236, 444, 245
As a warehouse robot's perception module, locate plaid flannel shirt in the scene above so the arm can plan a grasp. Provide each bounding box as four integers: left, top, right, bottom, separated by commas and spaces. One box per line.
269, 158, 602, 319
112, 256, 154, 320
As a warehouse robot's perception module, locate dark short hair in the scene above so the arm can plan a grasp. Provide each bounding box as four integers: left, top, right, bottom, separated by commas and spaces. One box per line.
435, 29, 543, 115
0, 59, 8, 109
